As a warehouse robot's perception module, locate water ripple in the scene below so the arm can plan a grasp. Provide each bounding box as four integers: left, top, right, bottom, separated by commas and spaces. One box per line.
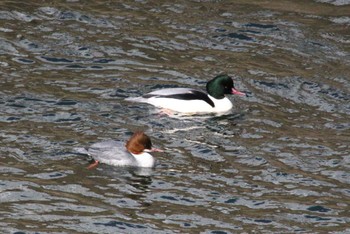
0, 1, 349, 233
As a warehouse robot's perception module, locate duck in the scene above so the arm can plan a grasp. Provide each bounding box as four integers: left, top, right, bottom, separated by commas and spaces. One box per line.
126, 74, 246, 114
75, 131, 162, 169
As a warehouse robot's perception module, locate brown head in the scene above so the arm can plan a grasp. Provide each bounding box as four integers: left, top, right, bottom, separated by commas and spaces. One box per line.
125, 131, 152, 154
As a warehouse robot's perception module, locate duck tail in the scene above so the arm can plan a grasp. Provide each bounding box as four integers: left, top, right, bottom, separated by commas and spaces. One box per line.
72, 147, 89, 155
125, 96, 147, 103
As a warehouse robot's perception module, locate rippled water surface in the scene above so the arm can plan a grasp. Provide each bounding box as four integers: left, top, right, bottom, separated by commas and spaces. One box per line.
1, 0, 350, 233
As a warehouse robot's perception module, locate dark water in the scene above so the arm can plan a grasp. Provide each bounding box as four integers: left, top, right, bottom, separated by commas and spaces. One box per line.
1, 0, 349, 233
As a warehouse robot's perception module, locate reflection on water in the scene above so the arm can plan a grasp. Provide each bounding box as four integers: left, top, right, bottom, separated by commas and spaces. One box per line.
1, 0, 349, 233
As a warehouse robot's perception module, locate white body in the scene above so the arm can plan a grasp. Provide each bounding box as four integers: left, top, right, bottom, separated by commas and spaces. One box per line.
127, 88, 233, 114
75, 140, 155, 168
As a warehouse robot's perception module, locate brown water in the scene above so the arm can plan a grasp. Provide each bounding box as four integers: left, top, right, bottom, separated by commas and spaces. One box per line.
1, 0, 349, 233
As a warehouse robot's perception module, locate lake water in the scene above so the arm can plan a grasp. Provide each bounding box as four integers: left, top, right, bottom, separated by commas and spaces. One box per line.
1, 0, 349, 233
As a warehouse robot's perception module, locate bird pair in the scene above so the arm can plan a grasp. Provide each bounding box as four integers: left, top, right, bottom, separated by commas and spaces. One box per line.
77, 74, 246, 168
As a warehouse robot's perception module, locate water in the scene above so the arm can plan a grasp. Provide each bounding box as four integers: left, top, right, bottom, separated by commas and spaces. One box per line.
1, 0, 349, 233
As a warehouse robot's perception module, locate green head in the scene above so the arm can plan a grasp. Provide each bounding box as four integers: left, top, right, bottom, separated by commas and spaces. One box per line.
206, 75, 234, 99
206, 74, 246, 99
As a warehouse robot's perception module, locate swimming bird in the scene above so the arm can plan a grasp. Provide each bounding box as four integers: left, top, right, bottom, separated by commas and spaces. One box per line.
75, 132, 162, 169
126, 74, 246, 114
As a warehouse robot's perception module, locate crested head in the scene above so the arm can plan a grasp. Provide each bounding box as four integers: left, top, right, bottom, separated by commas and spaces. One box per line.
125, 131, 152, 154
206, 74, 234, 99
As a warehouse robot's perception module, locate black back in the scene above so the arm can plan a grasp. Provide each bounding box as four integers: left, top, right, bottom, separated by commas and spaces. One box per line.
144, 89, 215, 107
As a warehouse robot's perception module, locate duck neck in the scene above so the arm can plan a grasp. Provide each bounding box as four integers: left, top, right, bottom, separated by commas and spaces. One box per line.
131, 152, 155, 168
206, 83, 225, 99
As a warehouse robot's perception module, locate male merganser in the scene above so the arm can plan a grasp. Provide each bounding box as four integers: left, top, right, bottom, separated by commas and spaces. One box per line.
126, 74, 246, 114
75, 132, 161, 168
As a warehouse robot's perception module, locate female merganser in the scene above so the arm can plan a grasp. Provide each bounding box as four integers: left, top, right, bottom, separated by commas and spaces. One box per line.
75, 132, 162, 168
126, 74, 246, 114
